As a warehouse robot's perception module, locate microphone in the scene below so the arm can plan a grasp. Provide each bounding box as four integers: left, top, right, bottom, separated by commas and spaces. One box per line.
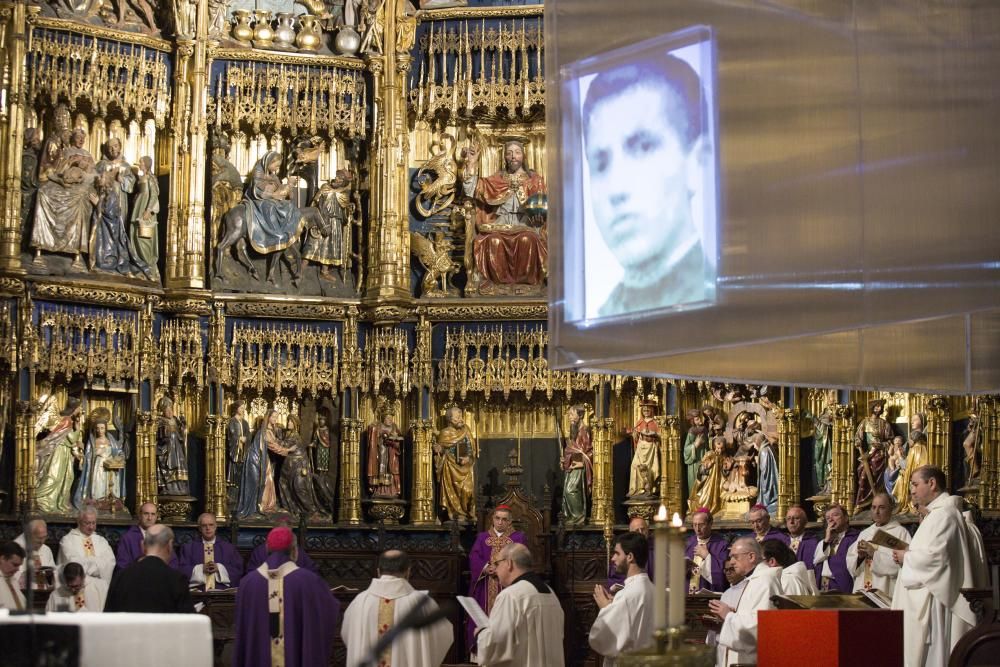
358, 597, 458, 667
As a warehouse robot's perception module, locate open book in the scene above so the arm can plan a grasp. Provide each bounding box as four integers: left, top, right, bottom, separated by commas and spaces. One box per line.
861, 589, 893, 609
457, 595, 490, 628
869, 529, 908, 550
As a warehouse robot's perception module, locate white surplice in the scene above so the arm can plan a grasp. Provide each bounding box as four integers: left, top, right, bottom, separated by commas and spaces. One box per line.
58, 529, 115, 582
341, 575, 453, 667
891, 492, 978, 667
716, 562, 783, 667
14, 533, 55, 589
706, 578, 747, 648
951, 496, 989, 589
0, 575, 26, 610
189, 540, 233, 587
45, 577, 108, 612
589, 572, 655, 666
474, 575, 565, 667
845, 520, 910, 596
779, 561, 817, 596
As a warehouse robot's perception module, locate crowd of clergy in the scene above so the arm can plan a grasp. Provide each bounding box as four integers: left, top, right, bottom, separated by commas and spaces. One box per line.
0, 464, 989, 667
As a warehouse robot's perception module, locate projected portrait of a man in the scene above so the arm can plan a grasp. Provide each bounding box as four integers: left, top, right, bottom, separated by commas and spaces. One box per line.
582, 49, 716, 318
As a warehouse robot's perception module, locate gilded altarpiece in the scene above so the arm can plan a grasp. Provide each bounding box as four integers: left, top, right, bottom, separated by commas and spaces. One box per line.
0, 2, 996, 666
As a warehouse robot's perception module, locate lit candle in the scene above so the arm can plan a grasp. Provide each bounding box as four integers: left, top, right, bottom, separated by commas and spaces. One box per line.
669, 512, 686, 628
653, 504, 668, 630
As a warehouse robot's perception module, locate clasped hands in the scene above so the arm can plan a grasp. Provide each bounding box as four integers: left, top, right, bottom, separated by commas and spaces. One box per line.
707, 599, 733, 621
593, 584, 613, 610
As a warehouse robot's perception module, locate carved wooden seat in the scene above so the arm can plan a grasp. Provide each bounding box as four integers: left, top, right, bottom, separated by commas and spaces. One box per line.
949, 623, 1000, 666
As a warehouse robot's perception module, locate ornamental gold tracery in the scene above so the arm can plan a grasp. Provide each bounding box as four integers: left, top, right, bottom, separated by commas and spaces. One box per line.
229, 321, 340, 398
35, 304, 138, 385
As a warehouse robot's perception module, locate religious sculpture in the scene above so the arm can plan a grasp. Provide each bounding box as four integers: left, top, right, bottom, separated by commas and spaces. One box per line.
310, 410, 335, 475
626, 398, 660, 499
893, 431, 928, 513
301, 170, 353, 282
21, 127, 40, 245
91, 152, 153, 279
226, 400, 251, 492
810, 391, 837, 492
73, 407, 128, 512
461, 140, 547, 296
277, 415, 333, 518
156, 396, 190, 496
31, 112, 96, 268
908, 411, 926, 447
410, 231, 459, 297
434, 406, 477, 522
366, 403, 404, 499
962, 414, 981, 488
682, 408, 708, 497
35, 397, 84, 514
688, 434, 727, 515
884, 434, 906, 497
235, 409, 280, 518
358, 0, 384, 54
560, 404, 593, 526
414, 133, 458, 217
129, 155, 160, 281
747, 418, 778, 515
215, 151, 309, 285
854, 399, 892, 512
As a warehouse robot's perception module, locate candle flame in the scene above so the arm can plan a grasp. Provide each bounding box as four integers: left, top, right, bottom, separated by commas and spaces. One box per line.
655, 504, 668, 522
672, 513, 683, 527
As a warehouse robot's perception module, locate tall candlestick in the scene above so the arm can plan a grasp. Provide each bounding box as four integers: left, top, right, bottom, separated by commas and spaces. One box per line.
668, 512, 686, 628
653, 504, 668, 630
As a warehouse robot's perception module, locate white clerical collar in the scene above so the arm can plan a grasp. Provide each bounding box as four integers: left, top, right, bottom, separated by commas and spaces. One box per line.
203, 538, 216, 546
493, 529, 504, 538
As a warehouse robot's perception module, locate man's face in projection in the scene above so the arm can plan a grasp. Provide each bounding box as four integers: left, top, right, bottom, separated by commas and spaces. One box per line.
585, 82, 699, 275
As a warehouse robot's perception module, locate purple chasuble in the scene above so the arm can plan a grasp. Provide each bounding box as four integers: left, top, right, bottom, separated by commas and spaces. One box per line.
116, 525, 178, 571
777, 531, 820, 573
685, 533, 730, 593
177, 538, 245, 588
247, 541, 318, 574
819, 527, 860, 592
467, 530, 526, 652
234, 553, 340, 667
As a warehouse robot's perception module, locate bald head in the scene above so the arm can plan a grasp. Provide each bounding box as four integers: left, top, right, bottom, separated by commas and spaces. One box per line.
78, 508, 97, 535
378, 549, 411, 578
27, 519, 48, 548
784, 505, 807, 536
628, 516, 649, 538
143, 524, 175, 562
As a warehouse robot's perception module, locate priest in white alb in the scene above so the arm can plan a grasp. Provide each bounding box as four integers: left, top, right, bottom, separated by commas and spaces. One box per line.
708, 537, 783, 667
846, 492, 910, 597
761, 538, 816, 595
705, 562, 748, 650
474, 543, 564, 667
57, 508, 115, 582
14, 519, 55, 589
0, 541, 26, 611
589, 532, 655, 666
950, 495, 989, 589
891, 466, 978, 667
342, 550, 453, 667
45, 562, 108, 612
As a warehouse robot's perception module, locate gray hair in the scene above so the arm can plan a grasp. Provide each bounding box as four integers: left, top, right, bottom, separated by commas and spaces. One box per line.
501, 543, 533, 570
144, 524, 174, 549
731, 536, 763, 560
78, 507, 97, 521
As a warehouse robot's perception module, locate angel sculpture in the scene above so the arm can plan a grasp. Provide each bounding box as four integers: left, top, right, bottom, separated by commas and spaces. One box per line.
415, 133, 458, 217
410, 230, 458, 297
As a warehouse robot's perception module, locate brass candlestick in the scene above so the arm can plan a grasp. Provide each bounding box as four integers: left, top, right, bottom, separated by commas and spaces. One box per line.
617, 626, 715, 666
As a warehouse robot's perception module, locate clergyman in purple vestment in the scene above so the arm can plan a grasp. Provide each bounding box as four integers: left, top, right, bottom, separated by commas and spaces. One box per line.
606, 516, 652, 590
747, 504, 785, 545
777, 505, 820, 576
177, 513, 244, 589
247, 539, 318, 574
116, 503, 178, 571
685, 509, 730, 593
813, 503, 860, 592
234, 527, 340, 667
467, 506, 526, 652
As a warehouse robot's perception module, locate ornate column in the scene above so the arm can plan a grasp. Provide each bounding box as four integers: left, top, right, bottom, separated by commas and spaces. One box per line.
203, 414, 227, 518
14, 399, 36, 511
338, 416, 362, 524
980, 397, 999, 510
135, 411, 157, 507
659, 414, 682, 514
362, 0, 413, 301
410, 418, 436, 525
777, 407, 800, 521
832, 404, 855, 513
165, 0, 212, 290
0, 0, 33, 275
590, 416, 614, 527
925, 395, 951, 485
